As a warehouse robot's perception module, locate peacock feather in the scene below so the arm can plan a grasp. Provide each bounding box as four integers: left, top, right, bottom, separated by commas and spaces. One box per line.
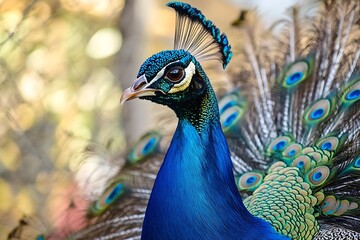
9, 0, 360, 239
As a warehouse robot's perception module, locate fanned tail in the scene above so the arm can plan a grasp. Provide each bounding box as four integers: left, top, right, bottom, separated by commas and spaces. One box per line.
220, 0, 360, 237
8, 1, 360, 239
67, 131, 166, 239
8, 131, 167, 239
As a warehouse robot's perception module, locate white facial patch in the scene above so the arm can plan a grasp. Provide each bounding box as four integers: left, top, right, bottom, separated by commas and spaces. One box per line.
168, 61, 196, 94
140, 60, 196, 94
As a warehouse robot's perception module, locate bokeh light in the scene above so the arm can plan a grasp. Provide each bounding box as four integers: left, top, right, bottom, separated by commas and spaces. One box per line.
86, 28, 122, 59
0, 0, 125, 237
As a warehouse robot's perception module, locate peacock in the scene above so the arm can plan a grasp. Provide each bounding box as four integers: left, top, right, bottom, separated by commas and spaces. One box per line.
8, 0, 360, 239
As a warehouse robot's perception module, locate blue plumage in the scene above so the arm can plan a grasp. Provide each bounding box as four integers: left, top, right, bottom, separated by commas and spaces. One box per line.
138, 50, 190, 80
9, 1, 360, 239
142, 120, 286, 239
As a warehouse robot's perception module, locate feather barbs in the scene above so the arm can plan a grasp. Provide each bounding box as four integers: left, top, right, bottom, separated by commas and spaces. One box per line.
167, 2, 232, 69
341, 156, 360, 175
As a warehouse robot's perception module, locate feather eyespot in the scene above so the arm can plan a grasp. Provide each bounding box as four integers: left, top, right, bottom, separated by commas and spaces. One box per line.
307, 166, 330, 187
128, 131, 162, 164
282, 143, 302, 158
220, 105, 244, 131
286, 72, 303, 85
316, 137, 340, 151
165, 66, 185, 83
237, 172, 263, 191
220, 101, 236, 114
288, 150, 296, 156
246, 176, 256, 184
340, 156, 360, 176
223, 111, 238, 127
267, 136, 292, 154
219, 93, 246, 113
142, 137, 156, 155
279, 59, 312, 88
90, 181, 125, 215
320, 195, 337, 214
218, 93, 246, 136
292, 155, 311, 170
297, 160, 304, 167
304, 99, 332, 124
313, 172, 322, 180
346, 89, 360, 100
274, 141, 286, 150
311, 109, 324, 119
341, 80, 360, 105
320, 196, 353, 216
219, 94, 239, 114
104, 183, 123, 204
354, 157, 360, 168
321, 142, 332, 150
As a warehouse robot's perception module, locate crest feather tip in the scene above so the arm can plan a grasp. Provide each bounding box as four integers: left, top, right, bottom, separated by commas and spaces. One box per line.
167, 1, 232, 69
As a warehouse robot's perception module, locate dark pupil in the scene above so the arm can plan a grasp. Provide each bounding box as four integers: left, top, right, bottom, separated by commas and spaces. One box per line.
167, 67, 184, 82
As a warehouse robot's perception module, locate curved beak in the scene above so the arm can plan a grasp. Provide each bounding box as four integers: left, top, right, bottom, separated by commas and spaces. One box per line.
120, 75, 163, 105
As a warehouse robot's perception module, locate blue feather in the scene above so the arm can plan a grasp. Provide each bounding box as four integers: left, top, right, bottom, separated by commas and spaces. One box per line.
10, 1, 360, 239
142, 120, 287, 239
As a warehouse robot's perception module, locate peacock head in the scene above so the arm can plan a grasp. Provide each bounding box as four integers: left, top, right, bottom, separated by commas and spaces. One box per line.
121, 49, 209, 107
120, 2, 232, 111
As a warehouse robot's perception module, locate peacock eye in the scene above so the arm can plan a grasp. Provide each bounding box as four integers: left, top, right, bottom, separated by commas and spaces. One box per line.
165, 66, 185, 83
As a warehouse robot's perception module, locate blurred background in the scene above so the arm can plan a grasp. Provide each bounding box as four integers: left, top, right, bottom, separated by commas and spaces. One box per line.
0, 0, 297, 237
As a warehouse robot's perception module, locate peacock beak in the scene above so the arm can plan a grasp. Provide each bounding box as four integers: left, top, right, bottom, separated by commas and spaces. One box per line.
120, 75, 163, 105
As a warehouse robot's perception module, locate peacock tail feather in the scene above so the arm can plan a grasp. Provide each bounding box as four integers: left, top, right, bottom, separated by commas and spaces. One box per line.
221, 0, 360, 238
9, 0, 360, 239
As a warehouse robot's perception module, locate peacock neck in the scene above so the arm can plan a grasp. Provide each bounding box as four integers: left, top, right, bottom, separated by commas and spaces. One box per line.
170, 76, 220, 133
142, 94, 286, 239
